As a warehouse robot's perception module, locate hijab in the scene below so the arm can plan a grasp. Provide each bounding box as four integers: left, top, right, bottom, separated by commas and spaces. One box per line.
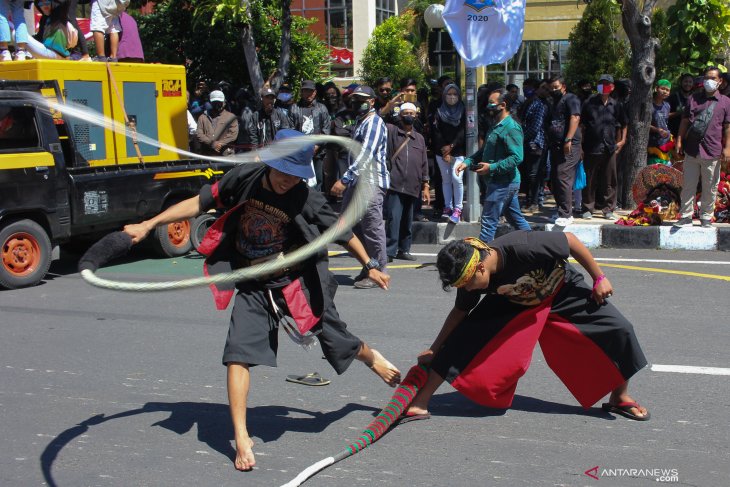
437, 83, 465, 127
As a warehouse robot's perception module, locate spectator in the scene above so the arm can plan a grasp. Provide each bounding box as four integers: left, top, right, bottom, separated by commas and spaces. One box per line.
189, 79, 211, 121
433, 83, 466, 223
675, 66, 730, 228
26, 0, 77, 60
458, 88, 531, 242
291, 79, 330, 190
648, 79, 672, 159
275, 81, 296, 121
373, 76, 394, 114
719, 72, 730, 98
238, 87, 291, 151
576, 79, 594, 105
185, 90, 197, 150
35, 0, 91, 61
505, 83, 524, 117
116, 11, 143, 62
330, 86, 390, 289
668, 74, 695, 138
384, 102, 430, 262
329, 85, 359, 192
196, 90, 239, 157
91, 0, 128, 62
321, 81, 342, 119
379, 78, 426, 132
1, 0, 28, 61
580, 74, 627, 221
545, 76, 582, 226
520, 78, 549, 213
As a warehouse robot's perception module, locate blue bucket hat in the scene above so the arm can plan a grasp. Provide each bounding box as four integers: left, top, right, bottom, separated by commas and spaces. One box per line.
262, 129, 315, 179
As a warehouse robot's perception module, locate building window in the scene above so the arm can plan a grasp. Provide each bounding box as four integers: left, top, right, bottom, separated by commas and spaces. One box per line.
485, 40, 570, 86
376, 0, 396, 25
292, 0, 354, 76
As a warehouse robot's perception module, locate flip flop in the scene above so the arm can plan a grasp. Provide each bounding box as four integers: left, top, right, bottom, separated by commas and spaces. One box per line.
602, 401, 650, 421
395, 412, 431, 425
285, 372, 331, 386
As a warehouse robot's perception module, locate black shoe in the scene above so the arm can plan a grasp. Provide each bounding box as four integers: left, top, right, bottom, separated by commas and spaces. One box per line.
387, 255, 394, 263
396, 251, 416, 261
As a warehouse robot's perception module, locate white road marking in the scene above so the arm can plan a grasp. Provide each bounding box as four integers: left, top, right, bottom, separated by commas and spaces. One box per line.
651, 364, 730, 376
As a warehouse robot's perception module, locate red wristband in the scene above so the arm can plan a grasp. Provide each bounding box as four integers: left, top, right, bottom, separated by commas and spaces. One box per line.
592, 274, 606, 290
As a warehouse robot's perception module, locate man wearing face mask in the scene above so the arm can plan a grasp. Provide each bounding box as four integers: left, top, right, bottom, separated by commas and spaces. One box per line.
577, 80, 593, 106
675, 66, 730, 228
196, 90, 239, 157
275, 82, 296, 120
384, 103, 430, 262
290, 80, 331, 191
545, 76, 582, 226
579, 74, 627, 221
238, 87, 291, 151
456, 88, 531, 242
330, 86, 390, 289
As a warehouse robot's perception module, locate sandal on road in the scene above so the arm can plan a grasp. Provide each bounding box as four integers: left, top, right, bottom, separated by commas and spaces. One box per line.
285, 372, 331, 386
602, 401, 650, 421
395, 412, 431, 425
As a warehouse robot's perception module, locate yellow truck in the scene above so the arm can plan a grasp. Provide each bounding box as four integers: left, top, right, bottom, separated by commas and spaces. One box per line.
0, 60, 232, 289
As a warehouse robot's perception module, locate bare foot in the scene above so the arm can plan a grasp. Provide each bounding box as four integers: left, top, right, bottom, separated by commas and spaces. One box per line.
368, 349, 401, 387
234, 437, 255, 471
405, 404, 429, 416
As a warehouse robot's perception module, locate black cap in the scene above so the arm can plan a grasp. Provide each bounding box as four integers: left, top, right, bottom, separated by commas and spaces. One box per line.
351, 85, 375, 98
279, 82, 293, 92
301, 80, 316, 90
261, 87, 276, 97
598, 74, 614, 84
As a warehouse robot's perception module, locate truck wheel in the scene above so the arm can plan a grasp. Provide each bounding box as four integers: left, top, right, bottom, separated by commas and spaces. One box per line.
151, 219, 193, 257
191, 213, 216, 252
0, 219, 52, 289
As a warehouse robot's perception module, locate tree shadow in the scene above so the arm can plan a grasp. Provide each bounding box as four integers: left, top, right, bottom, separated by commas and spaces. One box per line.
40, 400, 379, 487
430, 392, 614, 420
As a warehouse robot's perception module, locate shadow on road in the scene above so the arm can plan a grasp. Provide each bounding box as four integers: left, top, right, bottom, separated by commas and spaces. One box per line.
40, 400, 379, 487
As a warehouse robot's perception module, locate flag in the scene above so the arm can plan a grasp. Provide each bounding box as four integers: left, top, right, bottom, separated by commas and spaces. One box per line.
442, 0, 526, 68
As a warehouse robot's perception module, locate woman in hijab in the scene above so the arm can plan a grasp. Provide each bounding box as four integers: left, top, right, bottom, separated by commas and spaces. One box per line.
432, 83, 466, 223
25, 0, 76, 59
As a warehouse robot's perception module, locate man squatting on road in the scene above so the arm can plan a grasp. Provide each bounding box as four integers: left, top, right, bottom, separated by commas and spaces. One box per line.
123, 129, 401, 472
405, 231, 650, 423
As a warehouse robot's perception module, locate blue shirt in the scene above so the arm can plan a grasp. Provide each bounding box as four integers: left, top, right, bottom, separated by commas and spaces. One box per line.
522, 98, 548, 149
342, 111, 390, 189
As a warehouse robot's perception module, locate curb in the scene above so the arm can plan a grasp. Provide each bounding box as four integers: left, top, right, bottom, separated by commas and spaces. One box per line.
411, 221, 729, 251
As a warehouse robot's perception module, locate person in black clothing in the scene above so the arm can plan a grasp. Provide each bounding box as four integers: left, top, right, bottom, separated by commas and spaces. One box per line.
580, 74, 628, 221
373, 77, 394, 114
291, 80, 331, 191
720, 73, 730, 98
668, 74, 695, 139
576, 79, 594, 106
237, 87, 291, 151
545, 76, 582, 226
384, 103, 430, 262
330, 98, 358, 193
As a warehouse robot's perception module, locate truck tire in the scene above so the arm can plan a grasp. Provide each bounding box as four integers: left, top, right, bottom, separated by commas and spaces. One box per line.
191, 213, 216, 253
0, 219, 53, 289
151, 219, 193, 258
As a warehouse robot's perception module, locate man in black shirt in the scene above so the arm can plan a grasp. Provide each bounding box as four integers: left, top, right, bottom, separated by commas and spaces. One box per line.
580, 74, 627, 220
237, 87, 291, 151
291, 80, 331, 191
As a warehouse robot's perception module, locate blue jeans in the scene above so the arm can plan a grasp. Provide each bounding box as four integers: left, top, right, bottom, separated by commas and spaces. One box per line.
0, 0, 28, 45
479, 182, 531, 242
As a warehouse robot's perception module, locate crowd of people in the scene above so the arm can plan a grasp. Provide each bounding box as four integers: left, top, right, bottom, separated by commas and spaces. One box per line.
0, 0, 143, 62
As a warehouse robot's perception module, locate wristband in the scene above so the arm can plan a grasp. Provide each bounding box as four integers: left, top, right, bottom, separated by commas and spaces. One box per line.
592, 274, 606, 290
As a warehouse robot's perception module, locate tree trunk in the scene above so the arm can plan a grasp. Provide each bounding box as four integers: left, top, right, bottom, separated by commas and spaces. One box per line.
619, 0, 659, 209
240, 0, 265, 96
271, 0, 292, 91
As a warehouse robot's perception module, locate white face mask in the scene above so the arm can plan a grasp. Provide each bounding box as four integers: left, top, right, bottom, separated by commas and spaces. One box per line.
704, 79, 719, 93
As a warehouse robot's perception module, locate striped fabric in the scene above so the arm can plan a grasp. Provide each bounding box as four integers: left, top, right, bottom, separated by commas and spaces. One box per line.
342, 111, 390, 189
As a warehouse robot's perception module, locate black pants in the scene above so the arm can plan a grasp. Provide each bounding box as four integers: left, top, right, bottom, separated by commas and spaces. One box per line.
582, 152, 617, 214
550, 142, 581, 218
384, 190, 416, 257
523, 148, 546, 207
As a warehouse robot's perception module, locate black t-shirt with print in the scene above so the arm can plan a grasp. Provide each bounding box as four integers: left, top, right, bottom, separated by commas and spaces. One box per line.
455, 231, 570, 310
546, 93, 582, 145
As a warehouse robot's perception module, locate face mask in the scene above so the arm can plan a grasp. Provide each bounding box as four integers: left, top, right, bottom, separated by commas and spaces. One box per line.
551, 89, 563, 99
401, 115, 415, 126
704, 79, 719, 93
486, 103, 502, 116
523, 88, 535, 98
445, 94, 459, 106
277, 92, 293, 103
597, 83, 614, 95
582, 88, 593, 96
350, 99, 370, 114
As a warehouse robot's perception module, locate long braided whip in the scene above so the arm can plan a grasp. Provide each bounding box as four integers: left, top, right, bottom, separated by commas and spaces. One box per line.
280, 364, 429, 487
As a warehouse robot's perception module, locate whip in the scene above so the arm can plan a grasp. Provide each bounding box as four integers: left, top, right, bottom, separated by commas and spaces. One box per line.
280, 364, 428, 487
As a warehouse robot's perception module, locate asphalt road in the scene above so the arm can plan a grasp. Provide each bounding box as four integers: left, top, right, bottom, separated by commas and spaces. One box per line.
1, 244, 729, 487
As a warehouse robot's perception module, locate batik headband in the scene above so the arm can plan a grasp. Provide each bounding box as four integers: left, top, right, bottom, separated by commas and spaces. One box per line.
451, 237, 492, 288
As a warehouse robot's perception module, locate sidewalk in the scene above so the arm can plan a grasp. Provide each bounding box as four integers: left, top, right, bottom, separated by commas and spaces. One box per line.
410, 199, 730, 251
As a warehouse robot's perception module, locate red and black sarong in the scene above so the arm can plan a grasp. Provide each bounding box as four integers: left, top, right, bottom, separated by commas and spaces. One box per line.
431, 267, 648, 409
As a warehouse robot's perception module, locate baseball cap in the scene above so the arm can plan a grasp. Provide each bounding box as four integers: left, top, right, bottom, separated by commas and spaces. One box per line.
261, 87, 276, 97
261, 129, 315, 180
351, 85, 376, 98
301, 80, 316, 90
598, 74, 614, 84
209, 90, 225, 103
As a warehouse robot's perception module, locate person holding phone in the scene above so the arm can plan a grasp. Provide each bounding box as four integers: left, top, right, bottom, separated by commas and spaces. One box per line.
456, 88, 531, 241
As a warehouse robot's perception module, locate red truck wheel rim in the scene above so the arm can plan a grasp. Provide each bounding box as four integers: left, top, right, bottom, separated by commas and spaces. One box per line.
167, 221, 191, 248
2, 232, 41, 276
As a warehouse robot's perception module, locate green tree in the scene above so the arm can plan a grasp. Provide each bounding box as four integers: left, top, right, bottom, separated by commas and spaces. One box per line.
358, 12, 425, 87
657, 0, 730, 81
563, 0, 630, 89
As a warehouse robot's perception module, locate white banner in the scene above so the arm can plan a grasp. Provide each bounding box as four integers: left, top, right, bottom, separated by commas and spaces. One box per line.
442, 0, 526, 68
